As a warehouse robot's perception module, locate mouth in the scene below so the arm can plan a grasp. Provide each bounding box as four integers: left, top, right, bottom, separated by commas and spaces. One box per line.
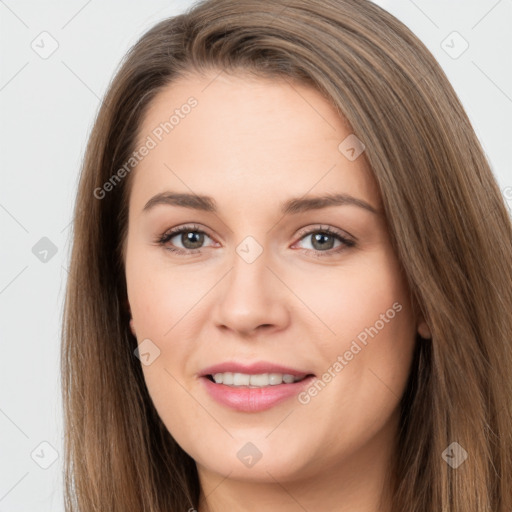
200, 370, 317, 412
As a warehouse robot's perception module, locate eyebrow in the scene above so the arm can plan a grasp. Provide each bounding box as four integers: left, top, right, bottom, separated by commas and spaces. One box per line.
142, 191, 379, 216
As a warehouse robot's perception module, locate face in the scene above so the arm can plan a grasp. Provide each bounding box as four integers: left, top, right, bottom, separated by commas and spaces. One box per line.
124, 70, 427, 487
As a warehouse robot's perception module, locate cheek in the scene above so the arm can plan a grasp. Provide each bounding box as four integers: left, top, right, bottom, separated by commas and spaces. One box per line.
290, 248, 415, 357
298, 249, 417, 425
125, 245, 195, 338
339, 254, 415, 387
126, 266, 201, 446
125, 249, 195, 405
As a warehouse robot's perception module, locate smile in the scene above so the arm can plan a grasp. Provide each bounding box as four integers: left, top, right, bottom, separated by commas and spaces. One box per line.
201, 373, 316, 412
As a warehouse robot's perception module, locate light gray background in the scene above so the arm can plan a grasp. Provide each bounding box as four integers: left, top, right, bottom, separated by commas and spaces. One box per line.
1, 1, 511, 510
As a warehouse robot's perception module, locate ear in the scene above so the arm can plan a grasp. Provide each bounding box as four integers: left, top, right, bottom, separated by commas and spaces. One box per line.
129, 317, 137, 337
124, 298, 136, 337
417, 316, 432, 339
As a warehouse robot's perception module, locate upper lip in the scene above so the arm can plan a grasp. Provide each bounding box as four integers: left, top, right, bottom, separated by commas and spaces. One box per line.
199, 361, 315, 378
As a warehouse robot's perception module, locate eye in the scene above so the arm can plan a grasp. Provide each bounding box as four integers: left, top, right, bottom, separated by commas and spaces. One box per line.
156, 224, 217, 255
293, 225, 356, 257
156, 223, 356, 257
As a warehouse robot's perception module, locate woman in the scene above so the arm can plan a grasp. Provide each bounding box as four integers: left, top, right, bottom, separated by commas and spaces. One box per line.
61, 0, 512, 510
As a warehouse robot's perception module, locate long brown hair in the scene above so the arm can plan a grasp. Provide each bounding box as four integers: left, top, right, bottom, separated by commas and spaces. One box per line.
61, 0, 512, 510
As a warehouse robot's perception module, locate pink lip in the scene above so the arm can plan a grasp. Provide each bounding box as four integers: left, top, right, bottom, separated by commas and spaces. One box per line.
201, 374, 317, 412
198, 361, 316, 413
199, 361, 313, 378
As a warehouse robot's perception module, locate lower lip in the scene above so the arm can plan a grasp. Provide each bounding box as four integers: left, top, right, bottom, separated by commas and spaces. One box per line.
201, 375, 316, 412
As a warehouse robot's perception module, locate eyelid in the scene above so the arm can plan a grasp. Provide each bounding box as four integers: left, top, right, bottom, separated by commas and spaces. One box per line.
157, 223, 217, 246
294, 224, 356, 244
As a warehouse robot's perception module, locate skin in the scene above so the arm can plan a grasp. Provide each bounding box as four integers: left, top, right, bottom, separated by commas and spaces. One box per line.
124, 69, 431, 512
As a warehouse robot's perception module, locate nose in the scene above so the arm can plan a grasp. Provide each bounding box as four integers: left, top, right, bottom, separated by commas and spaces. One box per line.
213, 245, 290, 337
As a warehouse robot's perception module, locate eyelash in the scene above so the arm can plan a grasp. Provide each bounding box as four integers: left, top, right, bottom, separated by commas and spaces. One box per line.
155, 223, 356, 258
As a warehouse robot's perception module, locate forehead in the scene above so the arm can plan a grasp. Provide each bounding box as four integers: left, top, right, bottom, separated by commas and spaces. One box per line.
130, 70, 381, 215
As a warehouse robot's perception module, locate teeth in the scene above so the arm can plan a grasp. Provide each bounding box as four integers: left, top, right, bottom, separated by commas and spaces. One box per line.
233, 373, 250, 386
222, 372, 234, 385
211, 372, 306, 387
268, 373, 283, 385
